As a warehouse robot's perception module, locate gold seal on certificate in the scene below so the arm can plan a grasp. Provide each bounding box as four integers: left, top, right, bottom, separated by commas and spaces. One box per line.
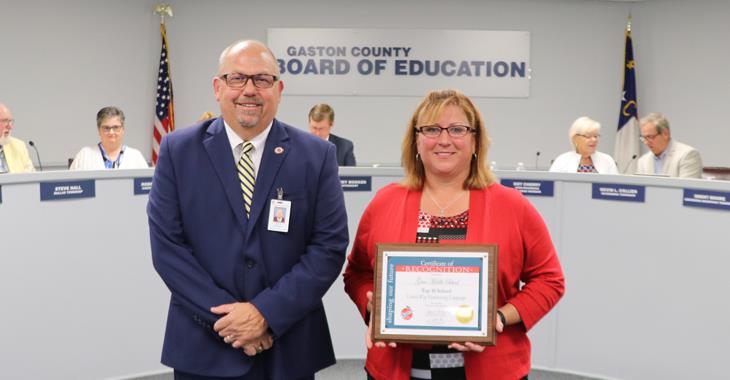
372, 243, 498, 345
455, 305, 475, 324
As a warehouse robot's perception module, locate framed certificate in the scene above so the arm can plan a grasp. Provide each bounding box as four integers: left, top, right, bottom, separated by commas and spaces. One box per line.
372, 243, 498, 345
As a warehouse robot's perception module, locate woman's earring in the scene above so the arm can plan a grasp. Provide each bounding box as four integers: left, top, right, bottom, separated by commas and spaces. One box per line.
416, 153, 420, 161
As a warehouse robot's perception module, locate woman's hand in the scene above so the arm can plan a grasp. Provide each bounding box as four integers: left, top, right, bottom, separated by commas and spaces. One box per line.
447, 341, 485, 352
496, 310, 505, 333
365, 291, 397, 349
447, 309, 506, 352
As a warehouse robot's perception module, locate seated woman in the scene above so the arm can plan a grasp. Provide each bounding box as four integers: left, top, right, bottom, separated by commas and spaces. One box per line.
549, 116, 618, 174
343, 89, 565, 380
70, 106, 148, 170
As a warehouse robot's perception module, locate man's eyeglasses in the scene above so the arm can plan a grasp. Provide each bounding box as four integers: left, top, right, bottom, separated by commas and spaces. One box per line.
100, 125, 123, 134
576, 134, 600, 140
0, 118, 14, 126
639, 133, 660, 143
416, 125, 475, 138
220, 73, 279, 89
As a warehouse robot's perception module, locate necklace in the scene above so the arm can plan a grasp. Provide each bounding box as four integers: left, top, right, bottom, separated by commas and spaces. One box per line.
425, 189, 467, 216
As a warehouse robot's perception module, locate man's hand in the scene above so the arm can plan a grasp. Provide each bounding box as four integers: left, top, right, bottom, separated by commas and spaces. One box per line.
211, 302, 268, 348
240, 332, 274, 356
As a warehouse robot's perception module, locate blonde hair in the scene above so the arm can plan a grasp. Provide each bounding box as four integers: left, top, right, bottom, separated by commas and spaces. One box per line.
197, 111, 216, 122
401, 89, 495, 190
308, 103, 335, 123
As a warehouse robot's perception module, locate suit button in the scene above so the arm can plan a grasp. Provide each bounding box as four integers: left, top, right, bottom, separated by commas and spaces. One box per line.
246, 260, 255, 269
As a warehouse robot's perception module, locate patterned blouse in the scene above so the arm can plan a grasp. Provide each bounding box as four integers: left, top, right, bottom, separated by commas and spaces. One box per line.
416, 210, 469, 243
411, 209, 470, 380
577, 164, 598, 173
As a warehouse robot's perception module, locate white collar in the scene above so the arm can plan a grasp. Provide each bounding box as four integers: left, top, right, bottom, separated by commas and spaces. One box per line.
224, 120, 273, 154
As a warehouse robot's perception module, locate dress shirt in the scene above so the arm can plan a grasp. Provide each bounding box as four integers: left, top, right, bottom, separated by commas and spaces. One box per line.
224, 121, 272, 178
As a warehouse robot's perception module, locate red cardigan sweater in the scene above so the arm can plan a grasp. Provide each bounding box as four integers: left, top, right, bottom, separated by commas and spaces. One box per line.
343, 183, 565, 380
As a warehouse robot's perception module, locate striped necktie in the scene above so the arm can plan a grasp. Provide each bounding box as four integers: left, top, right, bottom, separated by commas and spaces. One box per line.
237, 142, 256, 218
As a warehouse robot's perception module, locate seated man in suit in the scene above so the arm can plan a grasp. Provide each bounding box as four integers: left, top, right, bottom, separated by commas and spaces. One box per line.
308, 103, 356, 166
147, 40, 349, 380
636, 112, 703, 178
0, 102, 35, 174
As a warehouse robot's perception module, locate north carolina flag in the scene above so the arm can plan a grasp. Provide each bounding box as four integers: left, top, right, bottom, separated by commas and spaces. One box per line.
152, 22, 175, 165
614, 20, 640, 174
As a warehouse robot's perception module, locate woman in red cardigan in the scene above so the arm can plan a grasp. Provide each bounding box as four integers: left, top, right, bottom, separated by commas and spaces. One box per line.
343, 89, 565, 380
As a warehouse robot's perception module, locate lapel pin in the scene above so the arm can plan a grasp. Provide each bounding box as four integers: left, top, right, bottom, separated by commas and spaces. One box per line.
274, 146, 284, 154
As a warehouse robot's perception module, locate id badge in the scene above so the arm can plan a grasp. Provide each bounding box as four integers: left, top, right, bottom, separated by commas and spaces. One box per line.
268, 199, 291, 233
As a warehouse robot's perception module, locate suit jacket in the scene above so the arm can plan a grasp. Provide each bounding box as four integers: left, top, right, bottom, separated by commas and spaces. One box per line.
1, 136, 35, 173
328, 133, 355, 166
148, 118, 349, 379
343, 183, 565, 380
636, 139, 703, 178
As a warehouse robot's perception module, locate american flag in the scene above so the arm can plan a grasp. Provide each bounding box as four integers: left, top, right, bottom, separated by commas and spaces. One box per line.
152, 22, 174, 165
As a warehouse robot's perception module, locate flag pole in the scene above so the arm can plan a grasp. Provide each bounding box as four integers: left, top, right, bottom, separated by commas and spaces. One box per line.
615, 11, 640, 174
151, 3, 174, 165
154, 3, 173, 24
627, 12, 632, 32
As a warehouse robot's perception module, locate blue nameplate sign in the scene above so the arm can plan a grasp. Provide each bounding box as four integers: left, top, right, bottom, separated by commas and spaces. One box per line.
134, 177, 153, 195
592, 183, 645, 202
500, 179, 554, 197
340, 176, 372, 192
40, 180, 95, 201
683, 189, 730, 211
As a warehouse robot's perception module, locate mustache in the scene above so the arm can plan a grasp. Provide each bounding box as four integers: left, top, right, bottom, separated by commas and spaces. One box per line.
234, 96, 263, 106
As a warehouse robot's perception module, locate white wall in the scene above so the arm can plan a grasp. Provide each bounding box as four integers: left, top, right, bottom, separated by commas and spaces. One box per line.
0, 0, 727, 168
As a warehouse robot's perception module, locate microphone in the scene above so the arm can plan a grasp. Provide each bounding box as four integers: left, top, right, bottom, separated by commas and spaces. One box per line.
621, 154, 638, 174
28, 140, 43, 171
534, 151, 541, 170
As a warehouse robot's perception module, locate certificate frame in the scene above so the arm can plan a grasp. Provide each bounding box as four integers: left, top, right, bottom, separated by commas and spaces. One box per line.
372, 243, 498, 345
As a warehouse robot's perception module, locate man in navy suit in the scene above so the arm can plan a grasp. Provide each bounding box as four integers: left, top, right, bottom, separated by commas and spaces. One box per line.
308, 103, 356, 166
148, 40, 349, 380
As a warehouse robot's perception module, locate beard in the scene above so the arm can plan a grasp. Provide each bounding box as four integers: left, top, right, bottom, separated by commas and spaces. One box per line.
233, 96, 264, 129
0, 134, 9, 146
235, 113, 260, 129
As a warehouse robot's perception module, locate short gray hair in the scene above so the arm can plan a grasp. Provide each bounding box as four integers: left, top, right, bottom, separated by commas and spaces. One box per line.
96, 106, 125, 128
640, 112, 670, 134
568, 116, 601, 143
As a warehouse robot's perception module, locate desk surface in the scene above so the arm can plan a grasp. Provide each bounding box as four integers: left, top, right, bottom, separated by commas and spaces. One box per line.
1, 168, 728, 379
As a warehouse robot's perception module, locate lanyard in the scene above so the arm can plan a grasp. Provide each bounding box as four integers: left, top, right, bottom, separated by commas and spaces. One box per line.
98, 143, 124, 169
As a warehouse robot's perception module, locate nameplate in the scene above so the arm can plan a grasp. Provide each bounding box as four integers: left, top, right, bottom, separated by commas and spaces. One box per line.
500, 179, 554, 197
40, 180, 95, 201
683, 189, 730, 211
134, 177, 153, 195
592, 183, 645, 202
340, 176, 372, 191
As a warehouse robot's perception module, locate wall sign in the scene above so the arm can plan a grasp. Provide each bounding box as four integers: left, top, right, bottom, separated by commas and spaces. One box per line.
268, 28, 530, 97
